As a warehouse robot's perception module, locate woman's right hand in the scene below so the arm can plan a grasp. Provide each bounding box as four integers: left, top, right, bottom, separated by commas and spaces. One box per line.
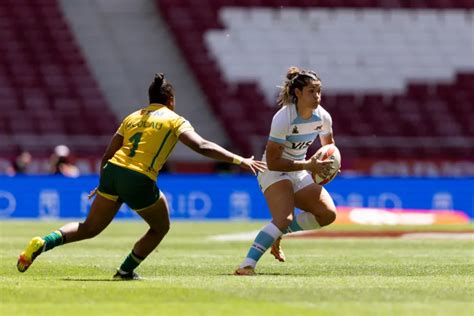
305, 157, 334, 178
240, 156, 267, 175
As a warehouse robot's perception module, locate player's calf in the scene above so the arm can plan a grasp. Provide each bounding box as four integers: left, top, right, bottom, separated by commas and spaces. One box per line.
317, 208, 336, 227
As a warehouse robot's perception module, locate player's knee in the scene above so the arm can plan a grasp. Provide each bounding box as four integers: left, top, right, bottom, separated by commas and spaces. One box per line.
272, 217, 293, 232
79, 222, 102, 239
319, 208, 336, 227
161, 221, 170, 235
151, 220, 170, 236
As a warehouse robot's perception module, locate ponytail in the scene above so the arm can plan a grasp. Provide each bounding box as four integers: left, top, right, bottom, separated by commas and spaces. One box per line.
153, 73, 164, 88
277, 66, 300, 106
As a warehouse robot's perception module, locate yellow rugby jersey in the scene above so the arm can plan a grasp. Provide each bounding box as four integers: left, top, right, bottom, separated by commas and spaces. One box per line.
108, 103, 193, 180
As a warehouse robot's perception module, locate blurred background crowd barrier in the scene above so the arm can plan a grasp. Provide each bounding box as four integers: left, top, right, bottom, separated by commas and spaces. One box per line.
0, 175, 471, 221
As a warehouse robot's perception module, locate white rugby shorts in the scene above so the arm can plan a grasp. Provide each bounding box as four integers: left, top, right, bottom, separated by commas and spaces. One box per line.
257, 169, 314, 193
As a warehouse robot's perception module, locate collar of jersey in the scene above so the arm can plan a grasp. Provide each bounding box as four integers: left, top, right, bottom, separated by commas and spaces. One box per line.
292, 104, 319, 121
146, 103, 167, 110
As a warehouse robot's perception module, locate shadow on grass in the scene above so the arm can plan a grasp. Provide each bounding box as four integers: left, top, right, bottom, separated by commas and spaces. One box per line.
61, 278, 135, 282
218, 272, 306, 276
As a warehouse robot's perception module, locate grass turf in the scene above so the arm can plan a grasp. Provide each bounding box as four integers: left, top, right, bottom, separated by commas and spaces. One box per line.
0, 221, 473, 316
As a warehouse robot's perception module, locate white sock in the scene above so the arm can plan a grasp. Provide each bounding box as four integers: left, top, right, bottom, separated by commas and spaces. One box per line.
286, 212, 321, 233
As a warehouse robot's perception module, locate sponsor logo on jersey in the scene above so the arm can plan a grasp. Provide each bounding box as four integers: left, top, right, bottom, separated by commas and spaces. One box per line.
292, 141, 313, 150
314, 125, 323, 131
292, 126, 299, 134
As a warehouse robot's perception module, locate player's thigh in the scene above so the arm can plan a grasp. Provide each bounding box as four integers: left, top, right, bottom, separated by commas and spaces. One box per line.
294, 184, 336, 226
83, 194, 122, 232
263, 179, 295, 227
135, 193, 170, 232
114, 167, 160, 211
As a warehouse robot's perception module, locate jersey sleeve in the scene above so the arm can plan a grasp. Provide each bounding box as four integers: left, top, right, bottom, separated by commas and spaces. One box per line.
115, 119, 126, 136
268, 108, 289, 144
320, 107, 333, 136
173, 116, 194, 137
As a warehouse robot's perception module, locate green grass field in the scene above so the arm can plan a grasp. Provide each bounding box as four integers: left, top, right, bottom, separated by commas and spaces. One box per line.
1, 221, 473, 316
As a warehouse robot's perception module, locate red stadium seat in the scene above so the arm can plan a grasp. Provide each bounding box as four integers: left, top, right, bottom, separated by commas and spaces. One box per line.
157, 0, 474, 160
0, 0, 117, 157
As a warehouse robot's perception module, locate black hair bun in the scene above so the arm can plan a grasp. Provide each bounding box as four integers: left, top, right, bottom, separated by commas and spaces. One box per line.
153, 73, 165, 87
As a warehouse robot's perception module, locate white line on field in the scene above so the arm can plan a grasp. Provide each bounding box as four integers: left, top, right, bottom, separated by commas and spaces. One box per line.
401, 233, 474, 240
208, 231, 474, 241
208, 231, 259, 241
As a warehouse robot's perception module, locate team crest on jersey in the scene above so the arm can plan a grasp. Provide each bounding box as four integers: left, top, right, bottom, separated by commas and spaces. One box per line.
292, 126, 299, 134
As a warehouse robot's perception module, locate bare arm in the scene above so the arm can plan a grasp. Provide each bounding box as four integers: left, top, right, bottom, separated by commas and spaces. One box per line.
179, 130, 238, 163
100, 133, 124, 176
266, 140, 333, 175
265, 141, 311, 172
320, 132, 335, 146
179, 130, 266, 174
88, 133, 123, 199
319, 132, 340, 174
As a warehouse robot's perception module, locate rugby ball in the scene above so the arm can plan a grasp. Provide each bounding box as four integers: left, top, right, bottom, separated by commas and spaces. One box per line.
312, 144, 341, 185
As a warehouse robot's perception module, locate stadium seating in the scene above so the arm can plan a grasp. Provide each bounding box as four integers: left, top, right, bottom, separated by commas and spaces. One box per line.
157, 0, 474, 160
1, 0, 472, 174
0, 0, 117, 158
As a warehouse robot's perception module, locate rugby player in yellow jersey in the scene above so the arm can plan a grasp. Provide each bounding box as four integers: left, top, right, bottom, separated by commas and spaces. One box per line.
17, 73, 266, 280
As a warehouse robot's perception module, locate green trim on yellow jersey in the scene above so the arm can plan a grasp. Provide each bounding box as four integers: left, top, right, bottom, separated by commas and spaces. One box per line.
108, 103, 193, 180
150, 130, 172, 171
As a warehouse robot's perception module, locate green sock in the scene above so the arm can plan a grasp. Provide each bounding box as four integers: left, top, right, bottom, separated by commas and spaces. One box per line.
42, 230, 64, 251
119, 251, 144, 273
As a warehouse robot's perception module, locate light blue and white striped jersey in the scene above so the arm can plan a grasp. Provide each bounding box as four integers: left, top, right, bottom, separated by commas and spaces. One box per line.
264, 104, 332, 162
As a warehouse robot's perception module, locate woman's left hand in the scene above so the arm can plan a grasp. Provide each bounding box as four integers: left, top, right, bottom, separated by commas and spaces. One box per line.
88, 187, 98, 200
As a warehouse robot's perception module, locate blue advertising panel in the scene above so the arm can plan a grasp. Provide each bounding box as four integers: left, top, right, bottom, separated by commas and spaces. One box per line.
0, 176, 472, 219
